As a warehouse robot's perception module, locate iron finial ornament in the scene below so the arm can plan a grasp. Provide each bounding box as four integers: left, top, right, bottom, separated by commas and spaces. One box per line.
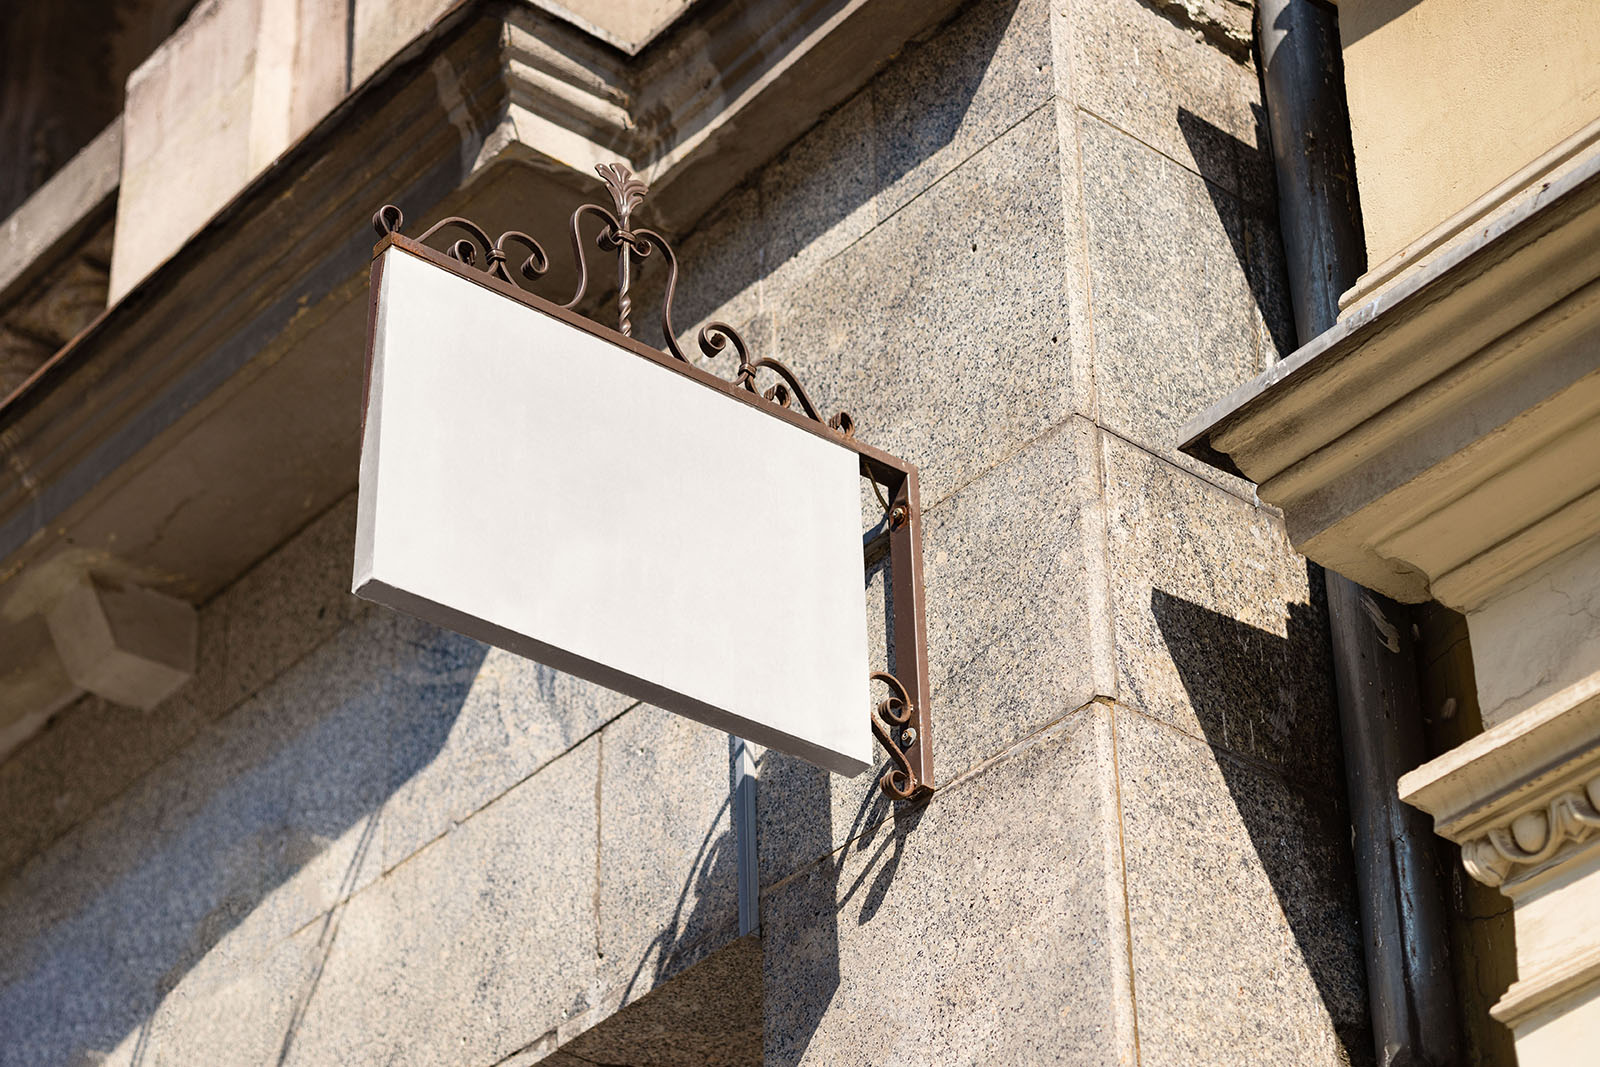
595, 163, 648, 336
368, 163, 932, 800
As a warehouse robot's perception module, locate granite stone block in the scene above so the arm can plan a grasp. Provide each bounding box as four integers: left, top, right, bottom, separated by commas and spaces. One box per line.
1078, 114, 1263, 470
597, 704, 742, 1013
919, 416, 1113, 778
776, 105, 1080, 507
757, 419, 1114, 890
1101, 434, 1342, 791
761, 706, 1133, 1066
645, 182, 765, 357
378, 633, 633, 873
1067, 0, 1269, 205
276, 738, 599, 1067
1113, 706, 1369, 1066
0, 605, 509, 1066
872, 0, 1054, 220
221, 493, 368, 707
759, 91, 879, 302
560, 934, 762, 1067
139, 918, 324, 1067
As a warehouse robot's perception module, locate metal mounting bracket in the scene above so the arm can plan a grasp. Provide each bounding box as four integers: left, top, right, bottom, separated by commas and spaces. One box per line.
370, 162, 934, 801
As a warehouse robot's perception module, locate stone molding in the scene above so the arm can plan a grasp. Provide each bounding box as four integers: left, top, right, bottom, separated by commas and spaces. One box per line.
0, 118, 120, 310
1179, 141, 1600, 612
491, 0, 966, 230
1340, 115, 1600, 314
1401, 674, 1600, 889
1492, 941, 1600, 1028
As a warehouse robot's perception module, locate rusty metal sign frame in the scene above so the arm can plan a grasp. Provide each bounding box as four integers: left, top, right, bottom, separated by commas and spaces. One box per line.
366, 163, 934, 801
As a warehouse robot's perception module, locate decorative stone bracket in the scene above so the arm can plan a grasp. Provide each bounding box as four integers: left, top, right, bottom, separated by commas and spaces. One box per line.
1401, 675, 1600, 891
1461, 777, 1600, 887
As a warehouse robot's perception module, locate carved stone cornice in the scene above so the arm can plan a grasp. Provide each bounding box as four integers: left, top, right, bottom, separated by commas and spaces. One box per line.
496, 0, 967, 232
1179, 141, 1600, 614
1401, 675, 1600, 889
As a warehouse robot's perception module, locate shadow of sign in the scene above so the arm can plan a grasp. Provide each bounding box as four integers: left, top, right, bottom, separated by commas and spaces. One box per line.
0, 615, 488, 1066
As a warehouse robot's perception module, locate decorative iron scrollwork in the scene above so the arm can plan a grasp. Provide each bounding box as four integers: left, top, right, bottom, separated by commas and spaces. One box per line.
373, 207, 550, 294
870, 671, 924, 800
372, 164, 938, 800
371, 163, 853, 436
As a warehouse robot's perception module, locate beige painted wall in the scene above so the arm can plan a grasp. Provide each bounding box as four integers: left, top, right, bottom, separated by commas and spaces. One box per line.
1339, 0, 1600, 268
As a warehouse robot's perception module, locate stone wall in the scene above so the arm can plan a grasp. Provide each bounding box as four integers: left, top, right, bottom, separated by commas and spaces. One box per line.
0, 0, 1369, 1063
0, 0, 197, 221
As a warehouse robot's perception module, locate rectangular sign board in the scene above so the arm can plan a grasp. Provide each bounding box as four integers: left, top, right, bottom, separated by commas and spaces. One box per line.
355, 243, 872, 776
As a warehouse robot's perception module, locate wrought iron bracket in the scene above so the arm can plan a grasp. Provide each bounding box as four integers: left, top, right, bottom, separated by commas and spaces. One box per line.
369, 163, 933, 801
863, 464, 935, 801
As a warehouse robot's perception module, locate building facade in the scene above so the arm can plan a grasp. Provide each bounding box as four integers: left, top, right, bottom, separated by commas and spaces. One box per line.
1183, 2, 1600, 1065
0, 0, 1582, 1063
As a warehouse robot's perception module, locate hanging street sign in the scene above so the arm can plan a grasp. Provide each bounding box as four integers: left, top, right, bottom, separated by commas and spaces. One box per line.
354, 165, 934, 797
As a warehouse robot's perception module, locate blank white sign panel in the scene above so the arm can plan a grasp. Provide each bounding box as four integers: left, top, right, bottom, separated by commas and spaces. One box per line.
355, 245, 872, 776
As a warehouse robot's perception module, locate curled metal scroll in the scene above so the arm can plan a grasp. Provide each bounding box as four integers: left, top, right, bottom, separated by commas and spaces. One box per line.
373, 206, 549, 293
372, 163, 925, 801
376, 167, 854, 435
870, 671, 922, 800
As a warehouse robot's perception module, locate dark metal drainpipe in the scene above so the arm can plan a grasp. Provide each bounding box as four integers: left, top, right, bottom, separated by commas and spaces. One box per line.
1254, 3, 1460, 1066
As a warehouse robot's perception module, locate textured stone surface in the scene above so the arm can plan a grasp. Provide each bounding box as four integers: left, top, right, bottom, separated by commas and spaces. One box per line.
872, 0, 1053, 220
561, 934, 762, 1067
598, 705, 741, 1011
0, 495, 360, 884
1102, 433, 1342, 792
113, 0, 349, 299
0, 595, 223, 880
274, 739, 599, 1067
761, 707, 1134, 1066
1078, 114, 1270, 466
757, 419, 1113, 890
139, 918, 323, 1067
351, 0, 449, 85
0, 607, 484, 1065
1467, 535, 1600, 727
222, 494, 368, 705
920, 416, 1114, 778
777, 105, 1080, 507
760, 91, 879, 302
1113, 707, 1369, 1066
379, 644, 632, 872
655, 182, 764, 354
1069, 0, 1266, 202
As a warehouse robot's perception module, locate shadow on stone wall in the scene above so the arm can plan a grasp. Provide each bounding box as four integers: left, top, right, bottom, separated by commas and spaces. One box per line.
1176, 105, 1297, 361
629, 0, 1024, 354
757, 545, 928, 1066
0, 617, 486, 1067
562, 934, 766, 1067
756, 753, 925, 1067
615, 790, 741, 1007
1152, 584, 1374, 1065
